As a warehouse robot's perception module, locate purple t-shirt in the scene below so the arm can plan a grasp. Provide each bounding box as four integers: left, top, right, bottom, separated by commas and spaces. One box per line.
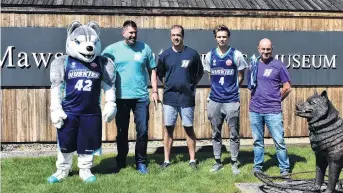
249, 58, 291, 113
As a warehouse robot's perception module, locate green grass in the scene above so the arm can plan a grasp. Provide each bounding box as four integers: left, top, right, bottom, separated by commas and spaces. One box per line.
1, 145, 342, 193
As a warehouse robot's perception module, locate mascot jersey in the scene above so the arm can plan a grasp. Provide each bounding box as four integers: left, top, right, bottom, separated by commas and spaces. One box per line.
62, 56, 102, 115
209, 47, 240, 103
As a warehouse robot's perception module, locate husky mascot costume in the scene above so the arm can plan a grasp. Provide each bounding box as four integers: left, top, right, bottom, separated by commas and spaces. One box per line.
48, 21, 116, 183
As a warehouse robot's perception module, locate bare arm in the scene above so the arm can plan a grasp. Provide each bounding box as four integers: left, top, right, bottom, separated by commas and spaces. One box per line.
150, 68, 160, 106
234, 50, 248, 88
238, 70, 245, 87
204, 52, 211, 83
281, 81, 291, 101
151, 68, 158, 93
194, 53, 204, 85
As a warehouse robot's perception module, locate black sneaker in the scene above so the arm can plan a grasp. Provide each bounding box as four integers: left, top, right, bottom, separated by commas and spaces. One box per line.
210, 163, 224, 172
189, 162, 198, 170
160, 162, 171, 169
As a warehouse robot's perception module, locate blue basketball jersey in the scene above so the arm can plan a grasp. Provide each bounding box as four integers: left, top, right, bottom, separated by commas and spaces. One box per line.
209, 47, 240, 103
62, 56, 102, 115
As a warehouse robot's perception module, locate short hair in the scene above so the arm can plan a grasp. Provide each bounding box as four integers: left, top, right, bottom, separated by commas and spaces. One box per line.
170, 25, 184, 37
123, 20, 137, 29
213, 25, 231, 37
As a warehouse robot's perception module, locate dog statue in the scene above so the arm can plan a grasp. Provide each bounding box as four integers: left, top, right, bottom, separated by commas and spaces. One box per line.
296, 90, 343, 193
48, 21, 116, 183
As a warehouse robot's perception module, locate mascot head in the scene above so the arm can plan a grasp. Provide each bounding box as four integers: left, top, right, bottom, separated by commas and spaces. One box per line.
66, 21, 101, 63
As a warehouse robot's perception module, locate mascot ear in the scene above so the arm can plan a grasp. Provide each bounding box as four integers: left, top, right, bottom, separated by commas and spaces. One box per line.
321, 90, 328, 98
67, 20, 82, 36
88, 21, 100, 36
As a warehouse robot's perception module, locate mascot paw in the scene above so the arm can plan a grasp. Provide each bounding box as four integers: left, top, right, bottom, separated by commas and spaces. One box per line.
103, 102, 117, 123
51, 108, 67, 129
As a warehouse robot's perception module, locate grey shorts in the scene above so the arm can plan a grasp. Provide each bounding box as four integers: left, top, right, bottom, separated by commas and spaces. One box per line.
163, 104, 195, 127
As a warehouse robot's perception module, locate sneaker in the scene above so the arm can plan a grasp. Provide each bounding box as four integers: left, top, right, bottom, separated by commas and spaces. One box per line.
281, 171, 291, 179
47, 169, 70, 184
231, 161, 240, 175
252, 168, 263, 175
210, 163, 224, 172
160, 162, 171, 169
79, 169, 96, 183
136, 163, 148, 174
189, 162, 198, 170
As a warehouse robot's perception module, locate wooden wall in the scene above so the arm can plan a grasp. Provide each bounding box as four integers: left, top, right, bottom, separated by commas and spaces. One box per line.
1, 87, 343, 142
1, 13, 343, 142
1, 13, 343, 31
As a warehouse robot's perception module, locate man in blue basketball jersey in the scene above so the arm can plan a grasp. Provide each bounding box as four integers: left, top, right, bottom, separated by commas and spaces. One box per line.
204, 25, 248, 174
102, 20, 159, 174
157, 25, 204, 170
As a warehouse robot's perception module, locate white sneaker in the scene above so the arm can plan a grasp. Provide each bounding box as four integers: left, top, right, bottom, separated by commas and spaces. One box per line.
231, 161, 241, 175
79, 169, 96, 183
47, 169, 70, 184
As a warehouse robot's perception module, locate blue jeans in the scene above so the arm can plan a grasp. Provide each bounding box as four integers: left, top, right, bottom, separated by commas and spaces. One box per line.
115, 98, 150, 165
249, 112, 290, 173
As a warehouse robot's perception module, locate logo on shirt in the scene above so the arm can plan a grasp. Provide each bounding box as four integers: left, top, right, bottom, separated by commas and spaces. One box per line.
213, 59, 216, 66
90, 63, 97, 68
68, 69, 100, 79
263, 69, 273, 77
226, 59, 232, 66
181, 60, 190, 68
211, 68, 234, 76
71, 62, 76, 68
134, 53, 142, 61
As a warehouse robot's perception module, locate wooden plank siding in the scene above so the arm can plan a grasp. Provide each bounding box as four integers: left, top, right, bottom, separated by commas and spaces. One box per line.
1, 13, 343, 142
2, 87, 343, 142
1, 13, 343, 30
2, 0, 343, 11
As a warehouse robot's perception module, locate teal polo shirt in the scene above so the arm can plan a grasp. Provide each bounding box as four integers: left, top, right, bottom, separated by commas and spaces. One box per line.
102, 40, 156, 99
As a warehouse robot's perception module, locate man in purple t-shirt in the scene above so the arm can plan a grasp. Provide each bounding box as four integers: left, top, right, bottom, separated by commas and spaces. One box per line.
249, 38, 292, 176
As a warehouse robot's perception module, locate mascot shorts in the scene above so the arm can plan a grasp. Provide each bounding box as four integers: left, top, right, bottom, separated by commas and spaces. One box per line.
57, 113, 102, 155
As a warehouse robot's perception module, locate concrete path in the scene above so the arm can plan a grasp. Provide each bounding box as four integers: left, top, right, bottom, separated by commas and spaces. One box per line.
235, 182, 307, 193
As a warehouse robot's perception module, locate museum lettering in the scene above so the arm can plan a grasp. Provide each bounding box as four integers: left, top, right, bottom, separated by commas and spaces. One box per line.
1, 46, 338, 70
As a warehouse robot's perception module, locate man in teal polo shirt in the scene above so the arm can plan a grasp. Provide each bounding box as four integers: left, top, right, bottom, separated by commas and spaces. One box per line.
102, 20, 159, 174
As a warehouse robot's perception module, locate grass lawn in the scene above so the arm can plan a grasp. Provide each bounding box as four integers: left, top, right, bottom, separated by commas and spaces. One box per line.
1, 145, 343, 193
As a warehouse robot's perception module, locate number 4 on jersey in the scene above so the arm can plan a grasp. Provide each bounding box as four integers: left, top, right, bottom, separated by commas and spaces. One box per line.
75, 79, 92, 91
219, 77, 224, 85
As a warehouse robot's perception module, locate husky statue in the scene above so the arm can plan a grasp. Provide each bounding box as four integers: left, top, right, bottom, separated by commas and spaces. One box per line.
48, 21, 116, 183
296, 90, 343, 193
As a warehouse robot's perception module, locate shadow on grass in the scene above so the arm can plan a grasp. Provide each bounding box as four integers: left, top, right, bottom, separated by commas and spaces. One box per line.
156, 145, 307, 172
154, 145, 265, 167
92, 155, 137, 174
93, 145, 307, 174
262, 153, 307, 173
91, 156, 115, 174
92, 152, 168, 174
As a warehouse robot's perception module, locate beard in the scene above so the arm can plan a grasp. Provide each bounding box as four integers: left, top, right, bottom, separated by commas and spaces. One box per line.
262, 53, 271, 59
126, 37, 136, 45
172, 39, 181, 45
